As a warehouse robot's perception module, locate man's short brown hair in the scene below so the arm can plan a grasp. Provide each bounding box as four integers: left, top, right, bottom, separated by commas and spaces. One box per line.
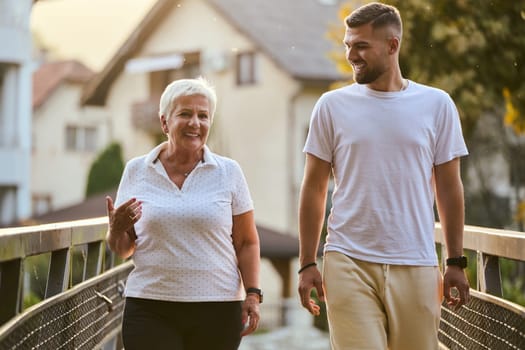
345, 2, 402, 34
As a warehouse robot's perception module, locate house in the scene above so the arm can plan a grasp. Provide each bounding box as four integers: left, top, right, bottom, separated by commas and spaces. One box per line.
31, 60, 109, 215
0, 0, 34, 226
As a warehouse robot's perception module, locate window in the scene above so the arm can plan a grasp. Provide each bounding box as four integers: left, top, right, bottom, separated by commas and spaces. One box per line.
65, 125, 97, 152
236, 52, 257, 85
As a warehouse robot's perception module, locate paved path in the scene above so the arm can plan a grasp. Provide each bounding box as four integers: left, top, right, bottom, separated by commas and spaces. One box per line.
239, 304, 330, 350
239, 326, 330, 350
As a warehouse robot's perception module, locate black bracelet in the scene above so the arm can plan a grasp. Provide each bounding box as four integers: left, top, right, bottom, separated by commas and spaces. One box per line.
298, 262, 317, 274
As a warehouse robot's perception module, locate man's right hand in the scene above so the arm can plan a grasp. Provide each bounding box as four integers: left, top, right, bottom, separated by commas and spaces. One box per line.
298, 266, 324, 316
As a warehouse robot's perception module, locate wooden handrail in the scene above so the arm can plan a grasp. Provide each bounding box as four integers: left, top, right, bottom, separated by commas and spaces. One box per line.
434, 223, 525, 297
1, 218, 524, 325
434, 223, 525, 261
0, 217, 108, 261
0, 217, 114, 325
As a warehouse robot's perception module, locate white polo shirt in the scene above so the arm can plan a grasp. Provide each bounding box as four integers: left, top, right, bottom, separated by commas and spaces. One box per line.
115, 143, 254, 302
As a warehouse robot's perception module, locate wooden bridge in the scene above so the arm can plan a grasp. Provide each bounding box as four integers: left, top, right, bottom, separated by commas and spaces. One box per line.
0, 218, 524, 349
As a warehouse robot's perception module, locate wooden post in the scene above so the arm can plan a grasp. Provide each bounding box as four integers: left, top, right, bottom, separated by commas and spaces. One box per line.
45, 248, 71, 298
83, 241, 104, 281
0, 258, 23, 324
270, 258, 292, 326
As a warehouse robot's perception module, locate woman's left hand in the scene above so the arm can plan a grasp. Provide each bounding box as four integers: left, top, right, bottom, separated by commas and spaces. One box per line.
240, 295, 260, 336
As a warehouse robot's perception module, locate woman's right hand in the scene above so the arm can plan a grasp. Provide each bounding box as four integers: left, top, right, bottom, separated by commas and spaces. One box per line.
105, 196, 141, 257
106, 196, 142, 234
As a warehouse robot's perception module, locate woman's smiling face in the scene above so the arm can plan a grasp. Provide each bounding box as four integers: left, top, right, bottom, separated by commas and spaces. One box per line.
163, 94, 211, 152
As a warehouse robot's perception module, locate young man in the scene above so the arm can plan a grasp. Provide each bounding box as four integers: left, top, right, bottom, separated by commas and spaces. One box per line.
297, 3, 470, 349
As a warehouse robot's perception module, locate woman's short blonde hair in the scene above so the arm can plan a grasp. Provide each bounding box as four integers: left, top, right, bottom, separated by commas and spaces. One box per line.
159, 77, 217, 121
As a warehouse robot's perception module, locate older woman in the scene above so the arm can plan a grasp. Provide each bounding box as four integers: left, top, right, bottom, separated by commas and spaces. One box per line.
105, 78, 261, 350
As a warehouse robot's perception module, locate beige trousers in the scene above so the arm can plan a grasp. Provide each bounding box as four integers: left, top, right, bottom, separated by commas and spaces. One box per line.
323, 251, 442, 350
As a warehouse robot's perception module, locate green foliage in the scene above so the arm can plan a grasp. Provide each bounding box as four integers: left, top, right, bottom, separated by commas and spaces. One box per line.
21, 248, 111, 311
503, 278, 525, 306
23, 292, 42, 310
24, 254, 50, 301
383, 0, 525, 136
85, 142, 124, 197
21, 253, 49, 310
500, 258, 525, 306
464, 250, 477, 289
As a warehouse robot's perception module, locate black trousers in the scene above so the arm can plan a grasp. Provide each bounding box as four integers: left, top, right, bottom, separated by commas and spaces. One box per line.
121, 297, 243, 350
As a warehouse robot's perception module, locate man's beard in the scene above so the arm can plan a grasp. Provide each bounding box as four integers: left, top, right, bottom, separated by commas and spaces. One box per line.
353, 64, 385, 85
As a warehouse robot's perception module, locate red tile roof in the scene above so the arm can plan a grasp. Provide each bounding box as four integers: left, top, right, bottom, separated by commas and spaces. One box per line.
33, 60, 94, 110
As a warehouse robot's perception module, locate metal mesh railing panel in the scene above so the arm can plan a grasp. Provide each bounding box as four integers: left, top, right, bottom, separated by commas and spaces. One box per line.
439, 292, 525, 350
0, 263, 132, 350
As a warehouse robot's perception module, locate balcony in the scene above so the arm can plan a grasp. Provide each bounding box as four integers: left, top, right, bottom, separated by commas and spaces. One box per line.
130, 98, 160, 134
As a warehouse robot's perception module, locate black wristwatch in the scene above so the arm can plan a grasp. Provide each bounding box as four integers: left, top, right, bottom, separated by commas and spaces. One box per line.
246, 288, 263, 304
446, 255, 468, 269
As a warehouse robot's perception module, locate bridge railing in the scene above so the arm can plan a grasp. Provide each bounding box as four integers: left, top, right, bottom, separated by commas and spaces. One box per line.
434, 223, 525, 297
0, 217, 129, 350
0, 261, 133, 350
434, 224, 525, 349
0, 217, 117, 326
0, 219, 524, 349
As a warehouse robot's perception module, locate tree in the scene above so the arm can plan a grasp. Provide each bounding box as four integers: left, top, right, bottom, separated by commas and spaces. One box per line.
327, 0, 525, 229
387, 0, 524, 132
85, 142, 124, 197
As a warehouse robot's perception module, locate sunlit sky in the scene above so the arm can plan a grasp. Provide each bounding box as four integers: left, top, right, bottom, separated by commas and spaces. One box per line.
31, 0, 157, 71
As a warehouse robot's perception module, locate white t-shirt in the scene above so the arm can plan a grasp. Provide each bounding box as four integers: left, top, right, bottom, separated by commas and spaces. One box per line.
115, 143, 254, 301
304, 81, 468, 266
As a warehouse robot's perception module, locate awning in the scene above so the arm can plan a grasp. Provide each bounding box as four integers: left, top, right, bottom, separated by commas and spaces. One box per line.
125, 53, 184, 73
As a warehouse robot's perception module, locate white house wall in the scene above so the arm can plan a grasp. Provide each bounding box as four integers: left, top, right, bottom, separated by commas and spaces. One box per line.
105, 71, 153, 160
32, 83, 108, 210
218, 68, 301, 233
